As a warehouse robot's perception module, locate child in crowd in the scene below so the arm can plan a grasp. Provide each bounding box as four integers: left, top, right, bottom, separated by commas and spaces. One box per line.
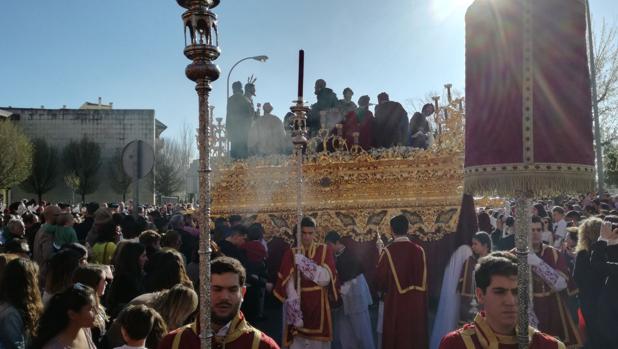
114, 304, 155, 349
53, 212, 78, 250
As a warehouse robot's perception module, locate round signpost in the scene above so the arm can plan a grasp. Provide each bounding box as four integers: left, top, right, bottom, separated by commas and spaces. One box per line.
121, 140, 154, 217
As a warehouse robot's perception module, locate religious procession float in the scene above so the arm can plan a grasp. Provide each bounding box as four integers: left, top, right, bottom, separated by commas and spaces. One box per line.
209, 91, 469, 244
177, 0, 596, 347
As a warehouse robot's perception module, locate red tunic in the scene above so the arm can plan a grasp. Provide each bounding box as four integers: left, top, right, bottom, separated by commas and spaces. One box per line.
157, 312, 279, 349
375, 238, 428, 349
439, 313, 565, 349
531, 245, 582, 348
273, 243, 338, 346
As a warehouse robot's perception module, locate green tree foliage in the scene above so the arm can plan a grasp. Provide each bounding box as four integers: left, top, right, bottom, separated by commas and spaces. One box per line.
604, 143, 618, 187
62, 137, 101, 203
20, 138, 58, 201
154, 138, 183, 197
108, 148, 132, 201
0, 121, 33, 189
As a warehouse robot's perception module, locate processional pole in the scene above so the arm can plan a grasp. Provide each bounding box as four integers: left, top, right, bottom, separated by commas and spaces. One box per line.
291, 50, 309, 298
176, 1, 221, 348
464, 0, 596, 348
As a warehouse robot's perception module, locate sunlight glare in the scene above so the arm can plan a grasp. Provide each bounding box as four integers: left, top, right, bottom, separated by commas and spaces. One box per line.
430, 0, 475, 22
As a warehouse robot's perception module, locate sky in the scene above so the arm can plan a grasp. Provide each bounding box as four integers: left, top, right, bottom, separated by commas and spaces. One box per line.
1, 0, 616, 141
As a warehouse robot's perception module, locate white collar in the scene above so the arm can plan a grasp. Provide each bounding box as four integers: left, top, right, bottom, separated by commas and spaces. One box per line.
393, 236, 410, 242
216, 321, 232, 337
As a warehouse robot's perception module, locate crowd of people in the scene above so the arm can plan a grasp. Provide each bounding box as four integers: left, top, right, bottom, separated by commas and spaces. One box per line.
0, 200, 278, 349
0, 191, 617, 348
226, 78, 434, 158
432, 193, 618, 349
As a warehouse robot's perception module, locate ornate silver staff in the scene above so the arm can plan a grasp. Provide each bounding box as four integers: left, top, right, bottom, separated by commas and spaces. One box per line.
176, 1, 220, 348
291, 50, 309, 298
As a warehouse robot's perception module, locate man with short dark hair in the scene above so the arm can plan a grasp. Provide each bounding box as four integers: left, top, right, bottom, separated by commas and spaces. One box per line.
375, 214, 428, 349
158, 257, 280, 349
274, 217, 338, 349
439, 252, 565, 349
75, 202, 98, 244
229, 215, 243, 227
219, 225, 248, 265
564, 210, 581, 227
309, 79, 339, 136
338, 87, 357, 116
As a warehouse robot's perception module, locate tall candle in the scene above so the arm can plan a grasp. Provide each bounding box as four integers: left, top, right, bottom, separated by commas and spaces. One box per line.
298, 49, 304, 100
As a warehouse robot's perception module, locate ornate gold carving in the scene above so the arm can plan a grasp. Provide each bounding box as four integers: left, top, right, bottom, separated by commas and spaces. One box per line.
211, 88, 466, 242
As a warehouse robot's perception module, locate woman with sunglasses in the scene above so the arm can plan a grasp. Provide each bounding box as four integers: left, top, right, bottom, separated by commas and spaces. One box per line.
32, 283, 98, 349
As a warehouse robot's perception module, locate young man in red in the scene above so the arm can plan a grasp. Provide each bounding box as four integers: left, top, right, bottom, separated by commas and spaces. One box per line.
523, 216, 581, 347
439, 252, 565, 349
158, 257, 279, 349
273, 216, 338, 349
375, 214, 428, 349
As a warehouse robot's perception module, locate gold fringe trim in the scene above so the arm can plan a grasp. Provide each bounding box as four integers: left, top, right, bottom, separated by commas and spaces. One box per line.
464, 171, 595, 197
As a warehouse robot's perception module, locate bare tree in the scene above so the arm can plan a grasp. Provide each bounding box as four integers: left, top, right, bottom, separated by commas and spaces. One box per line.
20, 138, 58, 202
594, 19, 618, 146
154, 138, 184, 197
405, 87, 464, 137
153, 124, 196, 198
405, 87, 463, 114
177, 122, 196, 174
62, 137, 101, 203
108, 148, 132, 201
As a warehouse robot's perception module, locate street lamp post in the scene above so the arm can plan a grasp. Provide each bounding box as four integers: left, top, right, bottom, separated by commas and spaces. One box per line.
226, 55, 268, 99
176, 1, 221, 348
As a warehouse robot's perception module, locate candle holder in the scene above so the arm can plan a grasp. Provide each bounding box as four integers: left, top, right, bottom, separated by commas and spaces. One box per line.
176, 1, 220, 348
350, 131, 362, 154
212, 117, 227, 160
444, 83, 453, 103
332, 123, 348, 152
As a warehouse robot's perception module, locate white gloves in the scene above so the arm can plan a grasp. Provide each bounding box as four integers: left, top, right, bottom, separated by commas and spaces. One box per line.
527, 252, 542, 266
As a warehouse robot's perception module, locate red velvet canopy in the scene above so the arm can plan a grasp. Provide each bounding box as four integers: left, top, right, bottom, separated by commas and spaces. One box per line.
464, 0, 595, 195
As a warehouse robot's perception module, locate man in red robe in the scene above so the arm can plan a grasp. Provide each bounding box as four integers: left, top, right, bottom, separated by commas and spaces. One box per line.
375, 214, 428, 349
158, 257, 279, 349
274, 217, 338, 349
439, 252, 565, 349
525, 216, 582, 348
